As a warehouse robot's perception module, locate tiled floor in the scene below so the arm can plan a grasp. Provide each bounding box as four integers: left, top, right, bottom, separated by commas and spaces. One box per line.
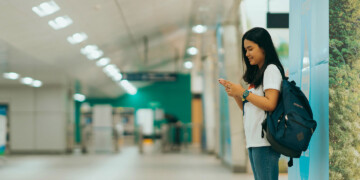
0, 145, 287, 180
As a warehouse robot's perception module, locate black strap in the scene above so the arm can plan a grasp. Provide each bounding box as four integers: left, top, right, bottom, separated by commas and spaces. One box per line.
242, 99, 248, 116
274, 64, 287, 81
288, 158, 293, 167
261, 112, 269, 139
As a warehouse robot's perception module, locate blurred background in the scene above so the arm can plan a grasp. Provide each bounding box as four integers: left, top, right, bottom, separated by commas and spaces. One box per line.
0, 0, 294, 179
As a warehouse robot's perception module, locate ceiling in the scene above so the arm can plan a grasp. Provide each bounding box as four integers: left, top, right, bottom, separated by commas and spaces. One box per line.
0, 0, 235, 98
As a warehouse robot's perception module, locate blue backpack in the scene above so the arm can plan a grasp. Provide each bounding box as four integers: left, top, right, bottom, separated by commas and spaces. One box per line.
261, 73, 317, 167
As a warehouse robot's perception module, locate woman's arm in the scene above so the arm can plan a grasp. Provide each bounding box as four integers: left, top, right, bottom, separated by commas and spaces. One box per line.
219, 79, 280, 112
233, 96, 244, 111
245, 89, 280, 112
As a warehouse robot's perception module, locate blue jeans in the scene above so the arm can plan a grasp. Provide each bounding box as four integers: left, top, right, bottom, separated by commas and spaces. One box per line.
248, 146, 280, 180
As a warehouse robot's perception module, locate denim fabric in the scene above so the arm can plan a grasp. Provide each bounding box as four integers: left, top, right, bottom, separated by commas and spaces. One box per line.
248, 146, 281, 180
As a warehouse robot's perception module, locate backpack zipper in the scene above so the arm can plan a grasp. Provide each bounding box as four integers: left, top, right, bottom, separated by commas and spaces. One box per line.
286, 114, 314, 134
277, 114, 284, 130
283, 122, 287, 137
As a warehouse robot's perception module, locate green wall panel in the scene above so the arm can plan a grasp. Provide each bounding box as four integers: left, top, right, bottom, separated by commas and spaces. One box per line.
85, 74, 192, 141
88, 74, 191, 123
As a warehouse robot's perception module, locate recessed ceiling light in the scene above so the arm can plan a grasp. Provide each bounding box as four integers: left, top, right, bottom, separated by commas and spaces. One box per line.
32, 80, 43, 87
187, 47, 198, 55
21, 77, 33, 85
48, 15, 73, 30
32, 1, 60, 17
192, 25, 207, 34
86, 50, 103, 60
67, 32, 88, 44
96, 57, 111, 67
81, 45, 98, 55
184, 61, 193, 69
103, 64, 118, 72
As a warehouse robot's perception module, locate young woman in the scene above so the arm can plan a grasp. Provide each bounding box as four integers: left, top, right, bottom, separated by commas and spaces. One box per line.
219, 27, 286, 180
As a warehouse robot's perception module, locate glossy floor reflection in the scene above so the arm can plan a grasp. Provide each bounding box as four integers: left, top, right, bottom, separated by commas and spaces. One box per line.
0, 145, 287, 180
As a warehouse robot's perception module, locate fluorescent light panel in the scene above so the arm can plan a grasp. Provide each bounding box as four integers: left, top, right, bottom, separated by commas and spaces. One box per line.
3, 72, 20, 80
73, 93, 86, 102
67, 32, 88, 44
96, 58, 111, 67
120, 80, 137, 95
103, 64, 120, 75
111, 73, 122, 81
81, 45, 98, 55
48, 15, 73, 30
102, 64, 122, 81
32, 1, 60, 17
81, 45, 103, 60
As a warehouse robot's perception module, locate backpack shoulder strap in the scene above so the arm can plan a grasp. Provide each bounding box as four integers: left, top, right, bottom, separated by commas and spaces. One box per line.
288, 158, 293, 167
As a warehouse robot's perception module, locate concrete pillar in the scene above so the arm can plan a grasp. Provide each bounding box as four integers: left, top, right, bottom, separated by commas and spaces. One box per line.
202, 56, 217, 153
222, 24, 248, 172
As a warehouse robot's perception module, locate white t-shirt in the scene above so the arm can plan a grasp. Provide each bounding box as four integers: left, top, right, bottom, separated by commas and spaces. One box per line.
243, 64, 282, 148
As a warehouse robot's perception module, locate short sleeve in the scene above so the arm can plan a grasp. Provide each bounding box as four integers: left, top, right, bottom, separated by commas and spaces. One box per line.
263, 64, 282, 91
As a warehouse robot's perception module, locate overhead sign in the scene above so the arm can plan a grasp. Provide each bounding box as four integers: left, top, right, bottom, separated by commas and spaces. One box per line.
122, 72, 177, 81
267, 13, 289, 28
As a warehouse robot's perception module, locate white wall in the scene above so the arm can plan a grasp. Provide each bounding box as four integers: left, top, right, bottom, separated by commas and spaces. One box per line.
0, 85, 71, 152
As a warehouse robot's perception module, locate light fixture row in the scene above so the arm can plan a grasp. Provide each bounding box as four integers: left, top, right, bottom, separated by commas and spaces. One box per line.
183, 24, 207, 70
3, 72, 42, 88
32, 1, 137, 95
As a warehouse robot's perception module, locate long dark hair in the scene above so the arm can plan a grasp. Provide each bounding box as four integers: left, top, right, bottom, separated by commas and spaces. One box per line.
241, 27, 286, 88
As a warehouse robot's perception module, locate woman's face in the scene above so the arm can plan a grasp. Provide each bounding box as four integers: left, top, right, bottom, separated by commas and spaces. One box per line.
244, 39, 265, 68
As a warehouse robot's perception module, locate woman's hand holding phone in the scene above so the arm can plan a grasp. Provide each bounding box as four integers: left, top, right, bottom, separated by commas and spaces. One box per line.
218, 79, 244, 98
